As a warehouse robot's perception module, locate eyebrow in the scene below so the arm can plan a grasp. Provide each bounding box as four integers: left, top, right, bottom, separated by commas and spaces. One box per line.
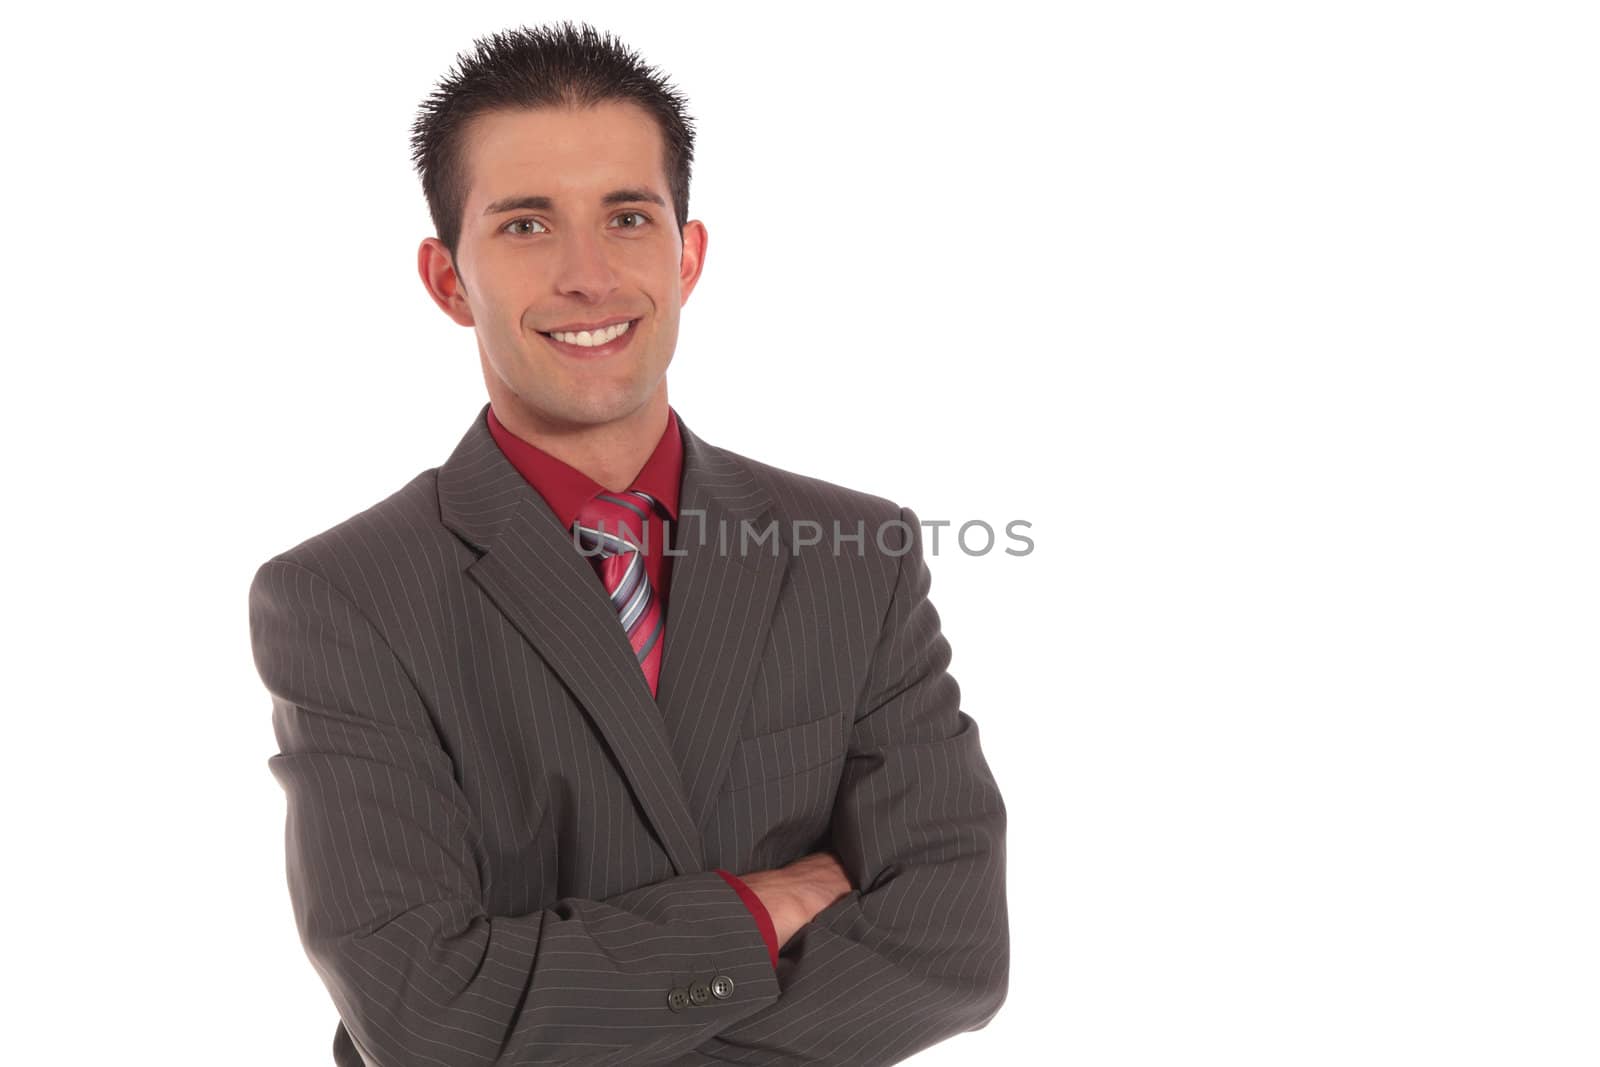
482, 188, 667, 216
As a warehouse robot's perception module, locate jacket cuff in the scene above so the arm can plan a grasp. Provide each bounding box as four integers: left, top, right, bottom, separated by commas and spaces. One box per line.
714, 868, 779, 970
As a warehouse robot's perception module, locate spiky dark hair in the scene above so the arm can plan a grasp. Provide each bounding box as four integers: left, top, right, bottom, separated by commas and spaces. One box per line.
409, 22, 696, 263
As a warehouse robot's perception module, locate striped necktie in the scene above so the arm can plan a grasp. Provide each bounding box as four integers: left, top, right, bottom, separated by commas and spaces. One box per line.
572, 490, 666, 697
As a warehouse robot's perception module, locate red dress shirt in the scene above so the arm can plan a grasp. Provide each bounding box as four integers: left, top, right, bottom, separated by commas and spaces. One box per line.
485, 403, 781, 970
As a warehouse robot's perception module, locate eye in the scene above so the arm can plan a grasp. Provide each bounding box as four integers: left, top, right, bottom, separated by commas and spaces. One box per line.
612, 211, 650, 230
503, 217, 548, 236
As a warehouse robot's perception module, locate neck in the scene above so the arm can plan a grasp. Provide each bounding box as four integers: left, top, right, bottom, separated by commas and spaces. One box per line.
488, 387, 669, 493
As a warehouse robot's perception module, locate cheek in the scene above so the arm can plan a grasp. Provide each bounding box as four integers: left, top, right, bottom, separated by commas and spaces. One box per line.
475, 304, 532, 361
649, 309, 681, 351
480, 289, 533, 334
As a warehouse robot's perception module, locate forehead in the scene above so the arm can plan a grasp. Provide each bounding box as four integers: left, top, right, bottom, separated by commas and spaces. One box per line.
461, 101, 668, 210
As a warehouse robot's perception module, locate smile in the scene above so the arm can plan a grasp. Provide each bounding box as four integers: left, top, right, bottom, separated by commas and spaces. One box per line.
540, 319, 636, 349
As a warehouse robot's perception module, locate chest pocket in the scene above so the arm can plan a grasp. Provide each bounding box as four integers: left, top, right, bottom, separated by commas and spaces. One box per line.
720, 713, 845, 793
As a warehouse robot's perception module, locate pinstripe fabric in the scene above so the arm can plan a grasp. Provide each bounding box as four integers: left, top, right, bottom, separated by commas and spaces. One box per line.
249, 404, 1009, 1066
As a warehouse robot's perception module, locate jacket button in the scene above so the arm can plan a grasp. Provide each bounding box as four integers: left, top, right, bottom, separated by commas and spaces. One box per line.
710, 975, 735, 1000
688, 980, 712, 1006
666, 987, 690, 1013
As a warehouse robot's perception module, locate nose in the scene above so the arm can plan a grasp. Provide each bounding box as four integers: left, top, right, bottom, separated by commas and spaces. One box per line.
552, 227, 620, 303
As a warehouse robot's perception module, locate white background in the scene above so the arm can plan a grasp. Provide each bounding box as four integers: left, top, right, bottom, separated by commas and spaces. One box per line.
3, 2, 1596, 1064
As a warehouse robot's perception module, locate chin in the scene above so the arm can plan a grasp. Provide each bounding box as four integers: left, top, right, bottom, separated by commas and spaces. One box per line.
545, 392, 651, 428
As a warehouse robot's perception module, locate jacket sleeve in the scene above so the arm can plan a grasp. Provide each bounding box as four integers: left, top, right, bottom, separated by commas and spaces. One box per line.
250, 557, 782, 1066
713, 870, 781, 969
674, 505, 1010, 1065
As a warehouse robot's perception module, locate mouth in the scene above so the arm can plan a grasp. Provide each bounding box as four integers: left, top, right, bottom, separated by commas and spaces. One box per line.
537, 317, 640, 358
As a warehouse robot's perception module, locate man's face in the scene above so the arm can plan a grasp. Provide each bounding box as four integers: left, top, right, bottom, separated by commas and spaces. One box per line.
423, 101, 705, 433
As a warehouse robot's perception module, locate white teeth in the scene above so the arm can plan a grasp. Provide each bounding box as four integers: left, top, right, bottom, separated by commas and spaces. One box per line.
549, 320, 632, 347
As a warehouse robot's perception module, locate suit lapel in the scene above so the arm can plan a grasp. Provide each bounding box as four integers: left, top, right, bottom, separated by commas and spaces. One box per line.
657, 413, 788, 829
439, 404, 703, 876
436, 404, 788, 875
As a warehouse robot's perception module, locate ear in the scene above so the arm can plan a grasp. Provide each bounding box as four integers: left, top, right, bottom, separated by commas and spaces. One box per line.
677, 220, 708, 305
418, 237, 475, 327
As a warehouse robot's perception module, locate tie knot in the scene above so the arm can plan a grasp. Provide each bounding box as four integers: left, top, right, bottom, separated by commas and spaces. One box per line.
573, 490, 659, 555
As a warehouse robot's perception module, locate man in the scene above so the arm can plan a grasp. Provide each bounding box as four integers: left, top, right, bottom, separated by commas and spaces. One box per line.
249, 21, 1008, 1066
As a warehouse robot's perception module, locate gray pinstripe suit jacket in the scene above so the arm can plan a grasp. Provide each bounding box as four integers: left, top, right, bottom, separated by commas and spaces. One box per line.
248, 404, 1009, 1065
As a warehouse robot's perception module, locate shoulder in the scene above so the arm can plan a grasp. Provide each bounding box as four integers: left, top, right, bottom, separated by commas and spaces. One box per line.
700, 441, 924, 593
710, 441, 906, 530
249, 466, 465, 608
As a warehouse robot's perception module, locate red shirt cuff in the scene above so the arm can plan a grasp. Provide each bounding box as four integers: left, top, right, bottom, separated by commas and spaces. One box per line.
714, 868, 779, 969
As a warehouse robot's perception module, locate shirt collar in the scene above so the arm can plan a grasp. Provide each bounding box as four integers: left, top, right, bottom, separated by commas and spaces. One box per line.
485, 404, 683, 530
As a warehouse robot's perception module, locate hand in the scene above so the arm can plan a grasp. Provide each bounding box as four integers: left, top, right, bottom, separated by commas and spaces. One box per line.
739, 851, 854, 949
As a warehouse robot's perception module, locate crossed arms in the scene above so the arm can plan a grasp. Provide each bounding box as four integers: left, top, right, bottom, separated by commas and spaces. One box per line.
249, 506, 1008, 1065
